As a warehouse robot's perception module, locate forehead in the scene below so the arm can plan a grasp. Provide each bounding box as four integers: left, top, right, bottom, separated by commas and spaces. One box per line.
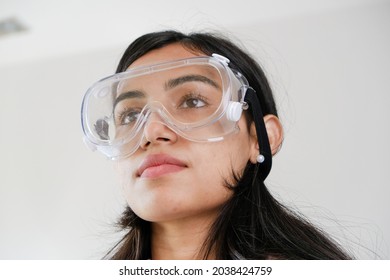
128, 43, 204, 70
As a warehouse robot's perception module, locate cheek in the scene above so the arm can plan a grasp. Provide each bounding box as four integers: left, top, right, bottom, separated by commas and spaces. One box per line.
114, 161, 137, 195
192, 140, 250, 184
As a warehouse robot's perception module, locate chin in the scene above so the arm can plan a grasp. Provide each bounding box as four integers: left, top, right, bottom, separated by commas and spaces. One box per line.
130, 204, 183, 222
136, 213, 179, 223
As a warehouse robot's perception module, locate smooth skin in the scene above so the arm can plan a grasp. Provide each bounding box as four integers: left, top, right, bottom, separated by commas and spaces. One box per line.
115, 43, 283, 259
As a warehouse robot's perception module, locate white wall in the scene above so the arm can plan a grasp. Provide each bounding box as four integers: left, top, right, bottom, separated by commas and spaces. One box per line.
0, 0, 389, 259
233, 2, 390, 259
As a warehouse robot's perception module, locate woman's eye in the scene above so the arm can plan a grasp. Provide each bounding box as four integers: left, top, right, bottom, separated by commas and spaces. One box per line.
183, 98, 206, 108
118, 110, 141, 125
180, 95, 208, 109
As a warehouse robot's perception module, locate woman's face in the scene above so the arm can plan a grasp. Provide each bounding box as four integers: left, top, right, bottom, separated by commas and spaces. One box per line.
115, 43, 258, 223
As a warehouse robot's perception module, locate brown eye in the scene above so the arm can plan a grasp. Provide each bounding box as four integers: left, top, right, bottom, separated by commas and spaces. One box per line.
116, 109, 141, 125
179, 93, 208, 109
183, 98, 206, 108
122, 111, 140, 125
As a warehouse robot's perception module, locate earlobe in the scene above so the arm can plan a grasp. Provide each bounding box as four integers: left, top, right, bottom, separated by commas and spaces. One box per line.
263, 114, 284, 156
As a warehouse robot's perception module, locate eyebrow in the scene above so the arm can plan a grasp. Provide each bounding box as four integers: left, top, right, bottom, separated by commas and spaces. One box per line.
165, 74, 220, 90
113, 90, 145, 110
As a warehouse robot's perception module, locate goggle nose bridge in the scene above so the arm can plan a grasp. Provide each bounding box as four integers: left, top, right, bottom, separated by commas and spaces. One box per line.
141, 100, 173, 121
138, 101, 179, 132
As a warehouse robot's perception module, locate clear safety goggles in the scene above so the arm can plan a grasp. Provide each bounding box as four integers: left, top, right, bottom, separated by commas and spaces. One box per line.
81, 54, 250, 160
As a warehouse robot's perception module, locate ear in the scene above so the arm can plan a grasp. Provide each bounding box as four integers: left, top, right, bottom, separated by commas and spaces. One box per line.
264, 114, 284, 155
248, 121, 259, 164
249, 114, 284, 164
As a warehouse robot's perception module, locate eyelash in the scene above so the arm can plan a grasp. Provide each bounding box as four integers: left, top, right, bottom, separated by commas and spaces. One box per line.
178, 92, 209, 109
116, 107, 142, 125
114, 92, 209, 125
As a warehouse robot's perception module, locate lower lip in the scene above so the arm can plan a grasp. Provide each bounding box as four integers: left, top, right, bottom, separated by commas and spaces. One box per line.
140, 164, 186, 179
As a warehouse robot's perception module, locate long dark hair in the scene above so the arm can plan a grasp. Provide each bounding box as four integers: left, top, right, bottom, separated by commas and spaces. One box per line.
106, 30, 352, 259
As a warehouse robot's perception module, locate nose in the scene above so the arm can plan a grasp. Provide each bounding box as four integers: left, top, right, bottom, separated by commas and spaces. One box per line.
139, 112, 178, 150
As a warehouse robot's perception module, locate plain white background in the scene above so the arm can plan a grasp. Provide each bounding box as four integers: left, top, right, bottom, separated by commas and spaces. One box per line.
0, 0, 389, 259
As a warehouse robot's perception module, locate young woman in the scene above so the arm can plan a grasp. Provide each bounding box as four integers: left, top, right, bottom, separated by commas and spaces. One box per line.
81, 30, 352, 260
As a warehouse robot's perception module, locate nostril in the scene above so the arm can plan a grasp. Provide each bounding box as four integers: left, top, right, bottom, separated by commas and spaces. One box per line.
140, 137, 170, 149
157, 137, 170, 142
144, 141, 151, 147
140, 120, 178, 150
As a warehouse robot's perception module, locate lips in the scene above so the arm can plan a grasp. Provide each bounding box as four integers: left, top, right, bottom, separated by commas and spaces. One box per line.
137, 154, 187, 179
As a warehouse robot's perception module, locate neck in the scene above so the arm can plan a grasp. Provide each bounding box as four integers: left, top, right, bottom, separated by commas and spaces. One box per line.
150, 214, 217, 260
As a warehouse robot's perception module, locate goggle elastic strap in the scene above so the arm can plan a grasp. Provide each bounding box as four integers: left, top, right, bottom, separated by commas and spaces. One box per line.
244, 88, 272, 181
